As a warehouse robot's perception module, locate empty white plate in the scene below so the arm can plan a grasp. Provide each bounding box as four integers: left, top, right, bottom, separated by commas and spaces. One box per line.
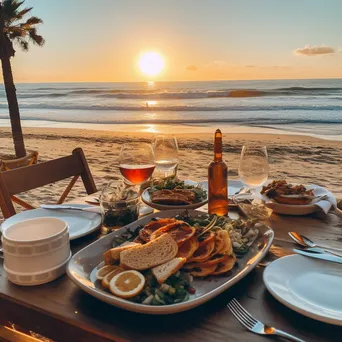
1, 204, 101, 240
263, 254, 342, 325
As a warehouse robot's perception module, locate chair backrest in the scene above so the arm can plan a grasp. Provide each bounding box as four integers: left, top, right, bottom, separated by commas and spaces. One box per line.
0, 150, 39, 171
0, 148, 97, 219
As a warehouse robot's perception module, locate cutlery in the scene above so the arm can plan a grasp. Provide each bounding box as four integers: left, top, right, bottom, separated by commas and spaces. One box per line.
85, 197, 100, 205
234, 187, 245, 195
288, 232, 342, 257
227, 298, 304, 342
279, 194, 328, 200
304, 247, 342, 257
294, 249, 342, 264
40, 205, 101, 213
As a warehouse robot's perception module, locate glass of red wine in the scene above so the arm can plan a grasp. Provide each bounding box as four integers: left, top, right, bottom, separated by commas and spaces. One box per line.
119, 142, 155, 186
119, 142, 155, 216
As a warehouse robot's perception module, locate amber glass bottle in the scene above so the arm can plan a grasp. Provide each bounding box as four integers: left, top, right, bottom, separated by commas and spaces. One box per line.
208, 129, 228, 216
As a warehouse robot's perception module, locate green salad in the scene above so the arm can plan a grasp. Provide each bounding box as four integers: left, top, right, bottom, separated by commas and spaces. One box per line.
131, 271, 194, 305
175, 212, 259, 254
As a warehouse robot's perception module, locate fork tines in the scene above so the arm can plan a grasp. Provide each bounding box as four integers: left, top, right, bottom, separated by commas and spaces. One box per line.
227, 298, 258, 330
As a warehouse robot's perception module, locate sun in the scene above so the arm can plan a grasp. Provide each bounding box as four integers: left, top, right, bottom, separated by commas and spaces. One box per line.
138, 52, 165, 77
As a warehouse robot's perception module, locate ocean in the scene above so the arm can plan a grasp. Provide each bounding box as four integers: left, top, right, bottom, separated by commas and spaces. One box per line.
0, 78, 341, 140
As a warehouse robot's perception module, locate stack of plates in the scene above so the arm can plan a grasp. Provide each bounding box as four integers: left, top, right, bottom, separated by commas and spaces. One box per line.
1, 217, 71, 286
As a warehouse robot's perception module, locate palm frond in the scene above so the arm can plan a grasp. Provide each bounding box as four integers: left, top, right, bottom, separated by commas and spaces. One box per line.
24, 16, 43, 26
9, 29, 25, 39
3, 1, 25, 21
1, 0, 45, 54
14, 36, 29, 51
10, 7, 32, 22
28, 28, 44, 46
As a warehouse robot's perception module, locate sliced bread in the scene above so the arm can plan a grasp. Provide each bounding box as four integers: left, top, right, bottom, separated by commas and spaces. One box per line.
103, 242, 141, 265
120, 233, 178, 270
152, 257, 186, 284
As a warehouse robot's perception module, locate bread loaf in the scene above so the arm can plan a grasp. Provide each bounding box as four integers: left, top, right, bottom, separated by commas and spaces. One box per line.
120, 233, 178, 270
152, 257, 186, 284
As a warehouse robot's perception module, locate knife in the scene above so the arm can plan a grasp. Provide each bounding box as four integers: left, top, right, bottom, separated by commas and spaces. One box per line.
304, 247, 342, 258
294, 249, 342, 264
40, 205, 101, 214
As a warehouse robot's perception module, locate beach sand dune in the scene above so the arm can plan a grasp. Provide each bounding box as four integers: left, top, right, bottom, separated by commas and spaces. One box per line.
0, 127, 341, 219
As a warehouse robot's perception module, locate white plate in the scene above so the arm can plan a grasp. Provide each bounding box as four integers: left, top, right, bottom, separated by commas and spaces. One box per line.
264, 254, 342, 325
258, 182, 335, 216
1, 204, 101, 240
141, 180, 208, 211
199, 179, 244, 197
67, 209, 274, 314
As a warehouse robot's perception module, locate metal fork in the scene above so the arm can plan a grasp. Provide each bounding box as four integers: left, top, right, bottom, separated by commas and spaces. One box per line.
227, 298, 305, 342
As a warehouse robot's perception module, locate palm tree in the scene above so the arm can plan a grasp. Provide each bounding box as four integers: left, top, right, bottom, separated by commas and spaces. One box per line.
0, 0, 44, 158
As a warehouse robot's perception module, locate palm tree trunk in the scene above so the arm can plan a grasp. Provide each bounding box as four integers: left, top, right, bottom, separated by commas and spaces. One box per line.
1, 57, 26, 157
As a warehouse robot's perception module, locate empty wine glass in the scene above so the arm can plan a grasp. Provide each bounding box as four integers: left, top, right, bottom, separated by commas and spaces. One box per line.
119, 142, 155, 186
152, 135, 179, 179
234, 145, 269, 203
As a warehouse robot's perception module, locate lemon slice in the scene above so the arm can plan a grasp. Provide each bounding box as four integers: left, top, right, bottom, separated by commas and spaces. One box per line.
96, 265, 117, 280
109, 270, 145, 299
101, 267, 125, 289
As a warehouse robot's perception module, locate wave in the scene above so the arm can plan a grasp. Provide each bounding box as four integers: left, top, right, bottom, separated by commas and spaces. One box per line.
5, 103, 342, 112
18, 93, 68, 98
0, 114, 341, 125
9, 86, 342, 100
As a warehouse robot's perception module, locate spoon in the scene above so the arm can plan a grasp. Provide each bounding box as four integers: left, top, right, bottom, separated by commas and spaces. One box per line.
288, 232, 342, 257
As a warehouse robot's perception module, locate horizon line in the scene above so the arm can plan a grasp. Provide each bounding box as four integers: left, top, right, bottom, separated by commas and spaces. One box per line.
8, 76, 342, 84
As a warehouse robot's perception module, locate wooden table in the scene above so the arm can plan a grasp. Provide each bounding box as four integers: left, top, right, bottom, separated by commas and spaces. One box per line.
1, 202, 342, 341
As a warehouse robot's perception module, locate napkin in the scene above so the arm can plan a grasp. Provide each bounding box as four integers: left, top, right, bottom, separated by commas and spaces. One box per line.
311, 185, 337, 215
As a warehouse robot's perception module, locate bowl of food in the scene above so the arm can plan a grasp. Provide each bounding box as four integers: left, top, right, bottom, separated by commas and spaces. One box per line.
142, 179, 208, 210
259, 180, 333, 216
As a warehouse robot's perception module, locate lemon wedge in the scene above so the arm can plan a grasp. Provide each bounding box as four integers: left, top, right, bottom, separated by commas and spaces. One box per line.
101, 267, 125, 289
109, 270, 145, 299
96, 265, 117, 280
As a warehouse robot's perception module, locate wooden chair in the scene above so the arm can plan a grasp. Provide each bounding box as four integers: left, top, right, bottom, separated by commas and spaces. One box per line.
0, 148, 97, 219
0, 150, 39, 171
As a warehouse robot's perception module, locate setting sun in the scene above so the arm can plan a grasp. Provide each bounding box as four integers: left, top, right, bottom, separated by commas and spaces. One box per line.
138, 52, 164, 77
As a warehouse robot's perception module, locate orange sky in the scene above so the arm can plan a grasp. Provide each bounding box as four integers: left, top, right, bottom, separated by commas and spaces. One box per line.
4, 0, 342, 83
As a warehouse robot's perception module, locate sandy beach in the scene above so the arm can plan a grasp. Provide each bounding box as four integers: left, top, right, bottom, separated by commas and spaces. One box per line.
0, 126, 341, 218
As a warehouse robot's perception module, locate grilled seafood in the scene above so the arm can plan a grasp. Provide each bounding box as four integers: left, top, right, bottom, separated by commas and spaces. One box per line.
261, 180, 315, 205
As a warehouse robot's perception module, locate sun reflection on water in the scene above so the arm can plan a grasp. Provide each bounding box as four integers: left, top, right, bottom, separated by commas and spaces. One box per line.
146, 100, 157, 106
141, 124, 159, 133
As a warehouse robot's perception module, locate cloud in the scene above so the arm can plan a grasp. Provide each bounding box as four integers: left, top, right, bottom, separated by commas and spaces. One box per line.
186, 65, 198, 71
245, 65, 256, 68
294, 45, 335, 56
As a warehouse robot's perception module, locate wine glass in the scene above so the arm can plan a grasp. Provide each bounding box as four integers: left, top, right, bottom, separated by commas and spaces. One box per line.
235, 145, 269, 202
152, 135, 179, 180
119, 143, 155, 186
